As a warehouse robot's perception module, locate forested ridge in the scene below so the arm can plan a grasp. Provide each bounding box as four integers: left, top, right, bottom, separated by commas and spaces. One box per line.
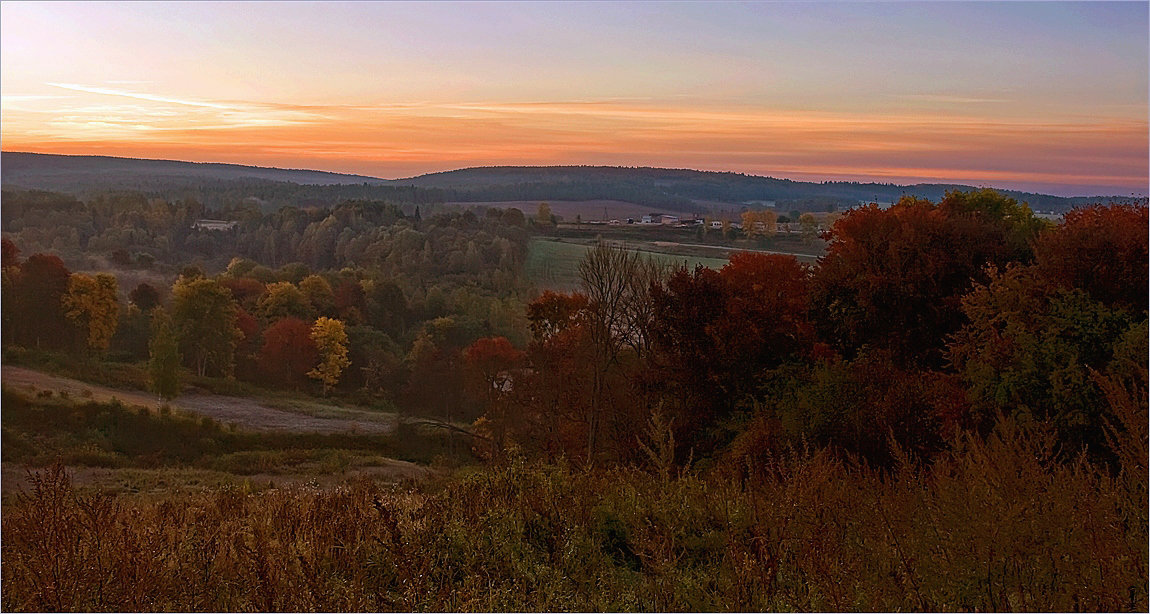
6, 151, 1137, 213
1, 185, 1146, 611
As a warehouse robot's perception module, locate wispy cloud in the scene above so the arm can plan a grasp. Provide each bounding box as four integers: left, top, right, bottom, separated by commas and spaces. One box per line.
3, 93, 1146, 195
19, 83, 328, 134
896, 94, 1011, 104
47, 82, 234, 109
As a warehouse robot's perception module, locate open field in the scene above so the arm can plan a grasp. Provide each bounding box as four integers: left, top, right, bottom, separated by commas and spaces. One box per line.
1, 366, 395, 434
0, 383, 457, 501
445, 199, 677, 222
526, 238, 730, 289
525, 235, 822, 289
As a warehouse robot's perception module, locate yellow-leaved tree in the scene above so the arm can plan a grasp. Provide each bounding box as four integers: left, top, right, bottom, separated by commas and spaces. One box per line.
740, 209, 778, 239
63, 272, 120, 354
309, 316, 350, 394
799, 212, 819, 244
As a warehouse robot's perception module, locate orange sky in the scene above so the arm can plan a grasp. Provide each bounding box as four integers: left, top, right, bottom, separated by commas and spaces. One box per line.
2, 2, 1147, 196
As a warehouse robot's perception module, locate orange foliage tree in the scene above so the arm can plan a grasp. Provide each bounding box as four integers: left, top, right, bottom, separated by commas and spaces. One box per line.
257, 317, 318, 389
1034, 204, 1148, 313
811, 191, 1041, 367
524, 291, 598, 459
649, 254, 814, 454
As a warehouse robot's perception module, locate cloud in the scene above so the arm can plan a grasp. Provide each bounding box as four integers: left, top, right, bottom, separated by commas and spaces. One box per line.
47, 82, 234, 109
4, 93, 1146, 194
896, 94, 1011, 104
29, 83, 328, 133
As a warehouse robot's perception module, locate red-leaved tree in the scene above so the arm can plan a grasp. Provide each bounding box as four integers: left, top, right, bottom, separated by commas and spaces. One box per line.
1034, 204, 1148, 314
257, 317, 318, 389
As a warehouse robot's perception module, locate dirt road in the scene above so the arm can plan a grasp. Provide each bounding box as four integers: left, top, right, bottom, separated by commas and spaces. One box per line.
2, 366, 396, 435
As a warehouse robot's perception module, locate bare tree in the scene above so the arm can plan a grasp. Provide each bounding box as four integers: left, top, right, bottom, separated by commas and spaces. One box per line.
577, 240, 666, 462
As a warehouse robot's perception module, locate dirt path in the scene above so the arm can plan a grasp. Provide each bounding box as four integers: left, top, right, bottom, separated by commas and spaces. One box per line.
1, 366, 396, 435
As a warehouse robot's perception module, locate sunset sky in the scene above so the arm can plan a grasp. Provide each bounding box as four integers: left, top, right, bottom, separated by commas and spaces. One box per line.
2, 1, 1147, 196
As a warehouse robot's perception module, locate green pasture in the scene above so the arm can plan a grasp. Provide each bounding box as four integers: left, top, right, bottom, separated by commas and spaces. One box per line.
526, 239, 730, 290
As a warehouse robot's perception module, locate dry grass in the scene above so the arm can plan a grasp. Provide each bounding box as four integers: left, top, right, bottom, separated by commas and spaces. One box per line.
4, 410, 1145, 611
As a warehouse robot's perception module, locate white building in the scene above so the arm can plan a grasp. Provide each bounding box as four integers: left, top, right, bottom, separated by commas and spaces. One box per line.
192, 219, 238, 231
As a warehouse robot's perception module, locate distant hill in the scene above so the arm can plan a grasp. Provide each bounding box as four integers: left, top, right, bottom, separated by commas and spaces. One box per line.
2, 152, 1135, 213
1, 152, 388, 191
390, 165, 1126, 213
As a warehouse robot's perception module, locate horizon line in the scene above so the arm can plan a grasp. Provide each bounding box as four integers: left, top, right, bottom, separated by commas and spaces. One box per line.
2, 149, 1144, 200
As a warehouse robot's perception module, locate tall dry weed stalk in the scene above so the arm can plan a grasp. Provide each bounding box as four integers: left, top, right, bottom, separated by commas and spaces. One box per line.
4, 408, 1147, 611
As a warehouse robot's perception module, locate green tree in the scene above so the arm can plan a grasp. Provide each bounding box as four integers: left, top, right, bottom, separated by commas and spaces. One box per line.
148, 308, 182, 399
171, 277, 242, 377
309, 317, 351, 394
62, 273, 120, 354
949, 265, 1138, 454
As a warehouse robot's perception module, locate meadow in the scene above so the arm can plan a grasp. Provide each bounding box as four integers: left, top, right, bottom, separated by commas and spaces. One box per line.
3, 403, 1145, 611
526, 237, 732, 289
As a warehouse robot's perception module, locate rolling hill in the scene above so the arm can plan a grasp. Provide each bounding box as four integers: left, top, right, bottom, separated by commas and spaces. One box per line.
1, 152, 387, 190
2, 151, 1135, 213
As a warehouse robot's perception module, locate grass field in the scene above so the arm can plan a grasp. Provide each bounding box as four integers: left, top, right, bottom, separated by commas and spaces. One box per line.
526, 238, 731, 289
0, 386, 462, 500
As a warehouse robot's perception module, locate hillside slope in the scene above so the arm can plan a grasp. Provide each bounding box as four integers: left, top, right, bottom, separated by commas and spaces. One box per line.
3, 152, 1134, 213
1, 151, 387, 190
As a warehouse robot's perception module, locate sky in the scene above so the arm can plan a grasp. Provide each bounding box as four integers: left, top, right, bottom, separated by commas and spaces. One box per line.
2, 1, 1147, 196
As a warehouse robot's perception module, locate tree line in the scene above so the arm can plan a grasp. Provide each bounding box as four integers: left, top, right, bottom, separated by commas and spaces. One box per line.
459, 191, 1147, 469
2, 194, 538, 410
2, 188, 1145, 471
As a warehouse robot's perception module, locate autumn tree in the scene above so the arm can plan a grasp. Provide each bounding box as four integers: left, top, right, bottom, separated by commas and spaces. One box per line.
171, 277, 242, 377
502, 207, 526, 227
948, 264, 1141, 455
219, 277, 266, 311
524, 291, 595, 458
648, 265, 728, 445
258, 317, 319, 389
810, 191, 1040, 367
309, 316, 350, 394
233, 307, 261, 381
1, 240, 21, 345
937, 189, 1048, 261
63, 273, 120, 355
527, 291, 589, 342
464, 336, 526, 456
333, 279, 367, 323
128, 282, 161, 312
799, 212, 819, 244
741, 209, 778, 239
365, 278, 408, 337
258, 281, 313, 322
1033, 204, 1148, 313
148, 307, 181, 400
646, 253, 814, 454
9, 253, 73, 349
300, 274, 336, 317
1, 238, 20, 270
746, 350, 962, 466
536, 202, 553, 227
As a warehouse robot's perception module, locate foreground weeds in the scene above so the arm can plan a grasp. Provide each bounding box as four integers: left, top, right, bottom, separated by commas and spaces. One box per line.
4, 414, 1146, 612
